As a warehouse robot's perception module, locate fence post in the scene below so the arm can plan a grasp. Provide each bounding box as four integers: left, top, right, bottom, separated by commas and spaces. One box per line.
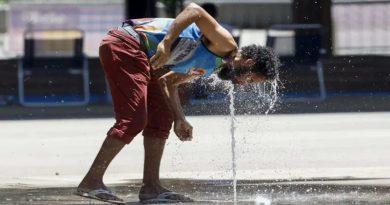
125, 0, 156, 19
292, 0, 333, 57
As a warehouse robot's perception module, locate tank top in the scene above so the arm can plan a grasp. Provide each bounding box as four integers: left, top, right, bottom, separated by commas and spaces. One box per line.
128, 18, 223, 77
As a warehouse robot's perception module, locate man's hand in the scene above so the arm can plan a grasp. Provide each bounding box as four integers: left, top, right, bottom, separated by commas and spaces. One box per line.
174, 119, 193, 141
150, 40, 171, 70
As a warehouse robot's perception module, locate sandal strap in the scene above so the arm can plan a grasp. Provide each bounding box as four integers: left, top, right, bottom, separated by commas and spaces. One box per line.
158, 192, 179, 199
76, 188, 124, 204
88, 188, 115, 196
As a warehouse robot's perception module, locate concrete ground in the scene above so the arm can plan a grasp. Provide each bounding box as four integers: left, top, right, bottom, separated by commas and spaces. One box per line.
1, 112, 390, 204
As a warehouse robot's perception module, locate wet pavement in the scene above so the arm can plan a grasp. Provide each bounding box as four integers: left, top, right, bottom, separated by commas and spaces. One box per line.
2, 179, 390, 204
1, 113, 390, 204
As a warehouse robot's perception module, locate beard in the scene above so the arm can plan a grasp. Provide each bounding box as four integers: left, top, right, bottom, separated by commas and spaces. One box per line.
216, 61, 248, 81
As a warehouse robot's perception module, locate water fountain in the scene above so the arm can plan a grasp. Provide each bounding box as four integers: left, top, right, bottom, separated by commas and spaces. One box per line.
226, 78, 279, 204
229, 84, 238, 204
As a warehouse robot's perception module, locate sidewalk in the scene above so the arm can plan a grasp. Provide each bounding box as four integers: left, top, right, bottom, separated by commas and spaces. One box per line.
1, 113, 390, 204
1, 178, 390, 204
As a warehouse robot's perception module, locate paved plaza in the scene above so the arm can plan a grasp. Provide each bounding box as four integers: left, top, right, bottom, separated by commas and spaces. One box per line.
1, 112, 390, 204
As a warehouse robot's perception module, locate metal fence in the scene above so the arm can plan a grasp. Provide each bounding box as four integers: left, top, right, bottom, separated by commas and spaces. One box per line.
332, 0, 390, 55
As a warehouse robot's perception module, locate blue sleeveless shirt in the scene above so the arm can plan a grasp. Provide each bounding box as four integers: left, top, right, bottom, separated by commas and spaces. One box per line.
129, 18, 223, 77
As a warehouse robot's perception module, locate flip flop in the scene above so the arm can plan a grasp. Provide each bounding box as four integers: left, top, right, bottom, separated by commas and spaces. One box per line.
140, 191, 194, 204
75, 188, 125, 205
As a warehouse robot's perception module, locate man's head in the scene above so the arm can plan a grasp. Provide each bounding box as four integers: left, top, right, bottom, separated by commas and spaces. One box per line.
217, 44, 280, 85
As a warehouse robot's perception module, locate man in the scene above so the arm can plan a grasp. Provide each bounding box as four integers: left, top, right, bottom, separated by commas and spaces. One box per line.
76, 2, 279, 204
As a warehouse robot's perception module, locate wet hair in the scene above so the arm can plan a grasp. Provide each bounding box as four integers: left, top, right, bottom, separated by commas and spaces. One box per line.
240, 44, 280, 81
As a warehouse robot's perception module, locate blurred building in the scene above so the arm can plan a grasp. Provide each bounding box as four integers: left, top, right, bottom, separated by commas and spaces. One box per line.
0, 0, 388, 57
185, 0, 292, 28
0, 3, 9, 59
0, 0, 389, 108
186, 0, 390, 56
1, 0, 124, 57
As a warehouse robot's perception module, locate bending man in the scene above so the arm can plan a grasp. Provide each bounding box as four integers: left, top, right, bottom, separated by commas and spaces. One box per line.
76, 3, 280, 204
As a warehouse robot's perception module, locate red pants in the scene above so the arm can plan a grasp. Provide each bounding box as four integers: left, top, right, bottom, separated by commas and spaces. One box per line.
99, 28, 174, 144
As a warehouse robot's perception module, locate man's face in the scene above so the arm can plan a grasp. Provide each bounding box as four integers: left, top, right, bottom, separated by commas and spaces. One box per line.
217, 53, 266, 85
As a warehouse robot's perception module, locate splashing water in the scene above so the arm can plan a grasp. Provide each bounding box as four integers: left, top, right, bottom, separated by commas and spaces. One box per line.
254, 196, 272, 205
228, 83, 237, 204
196, 74, 279, 204
265, 79, 279, 115
227, 78, 279, 204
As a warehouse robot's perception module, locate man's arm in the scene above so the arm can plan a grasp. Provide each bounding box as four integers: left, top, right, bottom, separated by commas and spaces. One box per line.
158, 71, 200, 141
150, 3, 237, 69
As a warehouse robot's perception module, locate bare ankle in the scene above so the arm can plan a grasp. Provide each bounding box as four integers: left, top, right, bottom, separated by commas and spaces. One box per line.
140, 182, 170, 195
78, 176, 105, 190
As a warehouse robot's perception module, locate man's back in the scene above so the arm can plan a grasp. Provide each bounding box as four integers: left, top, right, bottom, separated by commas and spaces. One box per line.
129, 18, 222, 77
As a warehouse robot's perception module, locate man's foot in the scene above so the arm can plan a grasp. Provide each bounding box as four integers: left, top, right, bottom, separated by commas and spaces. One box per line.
76, 178, 124, 204
139, 183, 193, 204
75, 188, 125, 204
77, 177, 107, 191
